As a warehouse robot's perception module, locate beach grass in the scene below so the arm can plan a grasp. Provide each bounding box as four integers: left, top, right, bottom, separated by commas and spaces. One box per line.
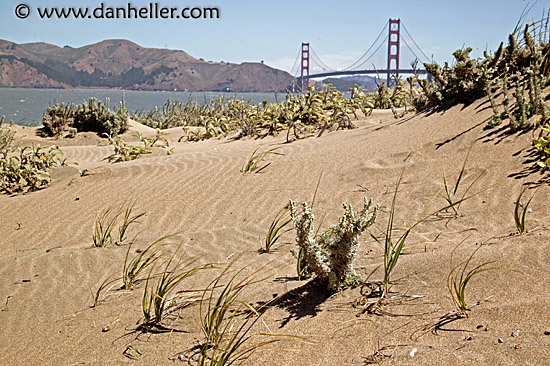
260, 209, 291, 253
514, 186, 537, 234
198, 267, 281, 365
241, 147, 284, 174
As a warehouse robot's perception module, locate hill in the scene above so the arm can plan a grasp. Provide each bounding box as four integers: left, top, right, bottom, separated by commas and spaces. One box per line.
0, 39, 296, 92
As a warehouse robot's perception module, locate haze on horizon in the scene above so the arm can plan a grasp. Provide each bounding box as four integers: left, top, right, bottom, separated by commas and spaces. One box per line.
0, 0, 548, 75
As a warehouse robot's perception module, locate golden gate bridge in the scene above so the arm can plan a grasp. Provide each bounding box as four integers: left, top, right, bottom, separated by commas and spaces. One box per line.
290, 19, 433, 89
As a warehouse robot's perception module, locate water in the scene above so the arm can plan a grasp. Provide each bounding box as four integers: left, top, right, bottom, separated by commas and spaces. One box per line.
0, 88, 284, 126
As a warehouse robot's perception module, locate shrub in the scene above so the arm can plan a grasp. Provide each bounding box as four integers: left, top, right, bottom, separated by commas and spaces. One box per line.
104, 134, 151, 163
134, 84, 410, 143
0, 127, 64, 194
42, 102, 75, 137
42, 97, 128, 137
0, 124, 16, 152
289, 197, 378, 292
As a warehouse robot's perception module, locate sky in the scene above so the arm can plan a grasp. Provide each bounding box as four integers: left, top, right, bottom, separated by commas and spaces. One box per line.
0, 0, 548, 75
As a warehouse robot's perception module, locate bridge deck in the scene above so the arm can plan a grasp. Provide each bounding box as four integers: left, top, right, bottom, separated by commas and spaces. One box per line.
305, 69, 428, 79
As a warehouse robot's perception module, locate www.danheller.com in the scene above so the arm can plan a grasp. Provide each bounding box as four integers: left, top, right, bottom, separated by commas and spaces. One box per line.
14, 3, 220, 20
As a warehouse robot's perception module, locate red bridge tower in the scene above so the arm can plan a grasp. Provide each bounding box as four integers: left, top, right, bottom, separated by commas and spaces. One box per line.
300, 42, 310, 91
387, 19, 400, 87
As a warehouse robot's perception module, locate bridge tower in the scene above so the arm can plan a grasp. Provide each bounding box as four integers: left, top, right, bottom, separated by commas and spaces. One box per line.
300, 42, 310, 91
387, 19, 400, 87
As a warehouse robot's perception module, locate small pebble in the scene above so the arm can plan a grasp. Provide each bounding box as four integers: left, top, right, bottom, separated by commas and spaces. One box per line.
101, 326, 111, 332
476, 324, 488, 331
497, 338, 504, 344
465, 335, 473, 341
511, 330, 520, 337
544, 330, 550, 335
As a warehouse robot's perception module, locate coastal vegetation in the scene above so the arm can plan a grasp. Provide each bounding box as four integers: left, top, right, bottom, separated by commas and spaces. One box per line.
43, 97, 128, 137
410, 16, 550, 168
0, 122, 65, 194
289, 197, 379, 292
133, 82, 411, 142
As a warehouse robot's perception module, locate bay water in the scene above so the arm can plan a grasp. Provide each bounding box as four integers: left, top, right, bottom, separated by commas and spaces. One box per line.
0, 87, 283, 126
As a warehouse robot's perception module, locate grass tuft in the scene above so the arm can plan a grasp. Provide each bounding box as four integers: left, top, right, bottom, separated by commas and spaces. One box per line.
514, 186, 537, 234
370, 168, 478, 297
118, 200, 146, 244
92, 203, 121, 247
122, 234, 169, 290
369, 172, 409, 297
260, 209, 291, 253
91, 200, 146, 247
447, 244, 500, 317
441, 148, 484, 217
241, 147, 284, 174
140, 248, 212, 332
198, 267, 281, 365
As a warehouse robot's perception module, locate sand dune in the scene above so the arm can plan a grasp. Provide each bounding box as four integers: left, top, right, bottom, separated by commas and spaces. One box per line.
1, 98, 549, 365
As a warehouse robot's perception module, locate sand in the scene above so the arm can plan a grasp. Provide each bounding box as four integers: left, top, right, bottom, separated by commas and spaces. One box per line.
1, 99, 550, 365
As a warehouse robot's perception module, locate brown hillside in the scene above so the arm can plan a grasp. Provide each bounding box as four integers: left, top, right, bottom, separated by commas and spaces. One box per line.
0, 39, 296, 92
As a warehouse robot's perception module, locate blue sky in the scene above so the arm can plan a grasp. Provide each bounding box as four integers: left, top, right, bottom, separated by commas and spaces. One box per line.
0, 0, 547, 75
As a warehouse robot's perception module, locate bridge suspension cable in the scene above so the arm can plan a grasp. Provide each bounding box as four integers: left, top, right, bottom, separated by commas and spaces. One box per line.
343, 20, 389, 71
346, 34, 388, 71
290, 47, 302, 77
309, 47, 336, 72
401, 23, 431, 63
